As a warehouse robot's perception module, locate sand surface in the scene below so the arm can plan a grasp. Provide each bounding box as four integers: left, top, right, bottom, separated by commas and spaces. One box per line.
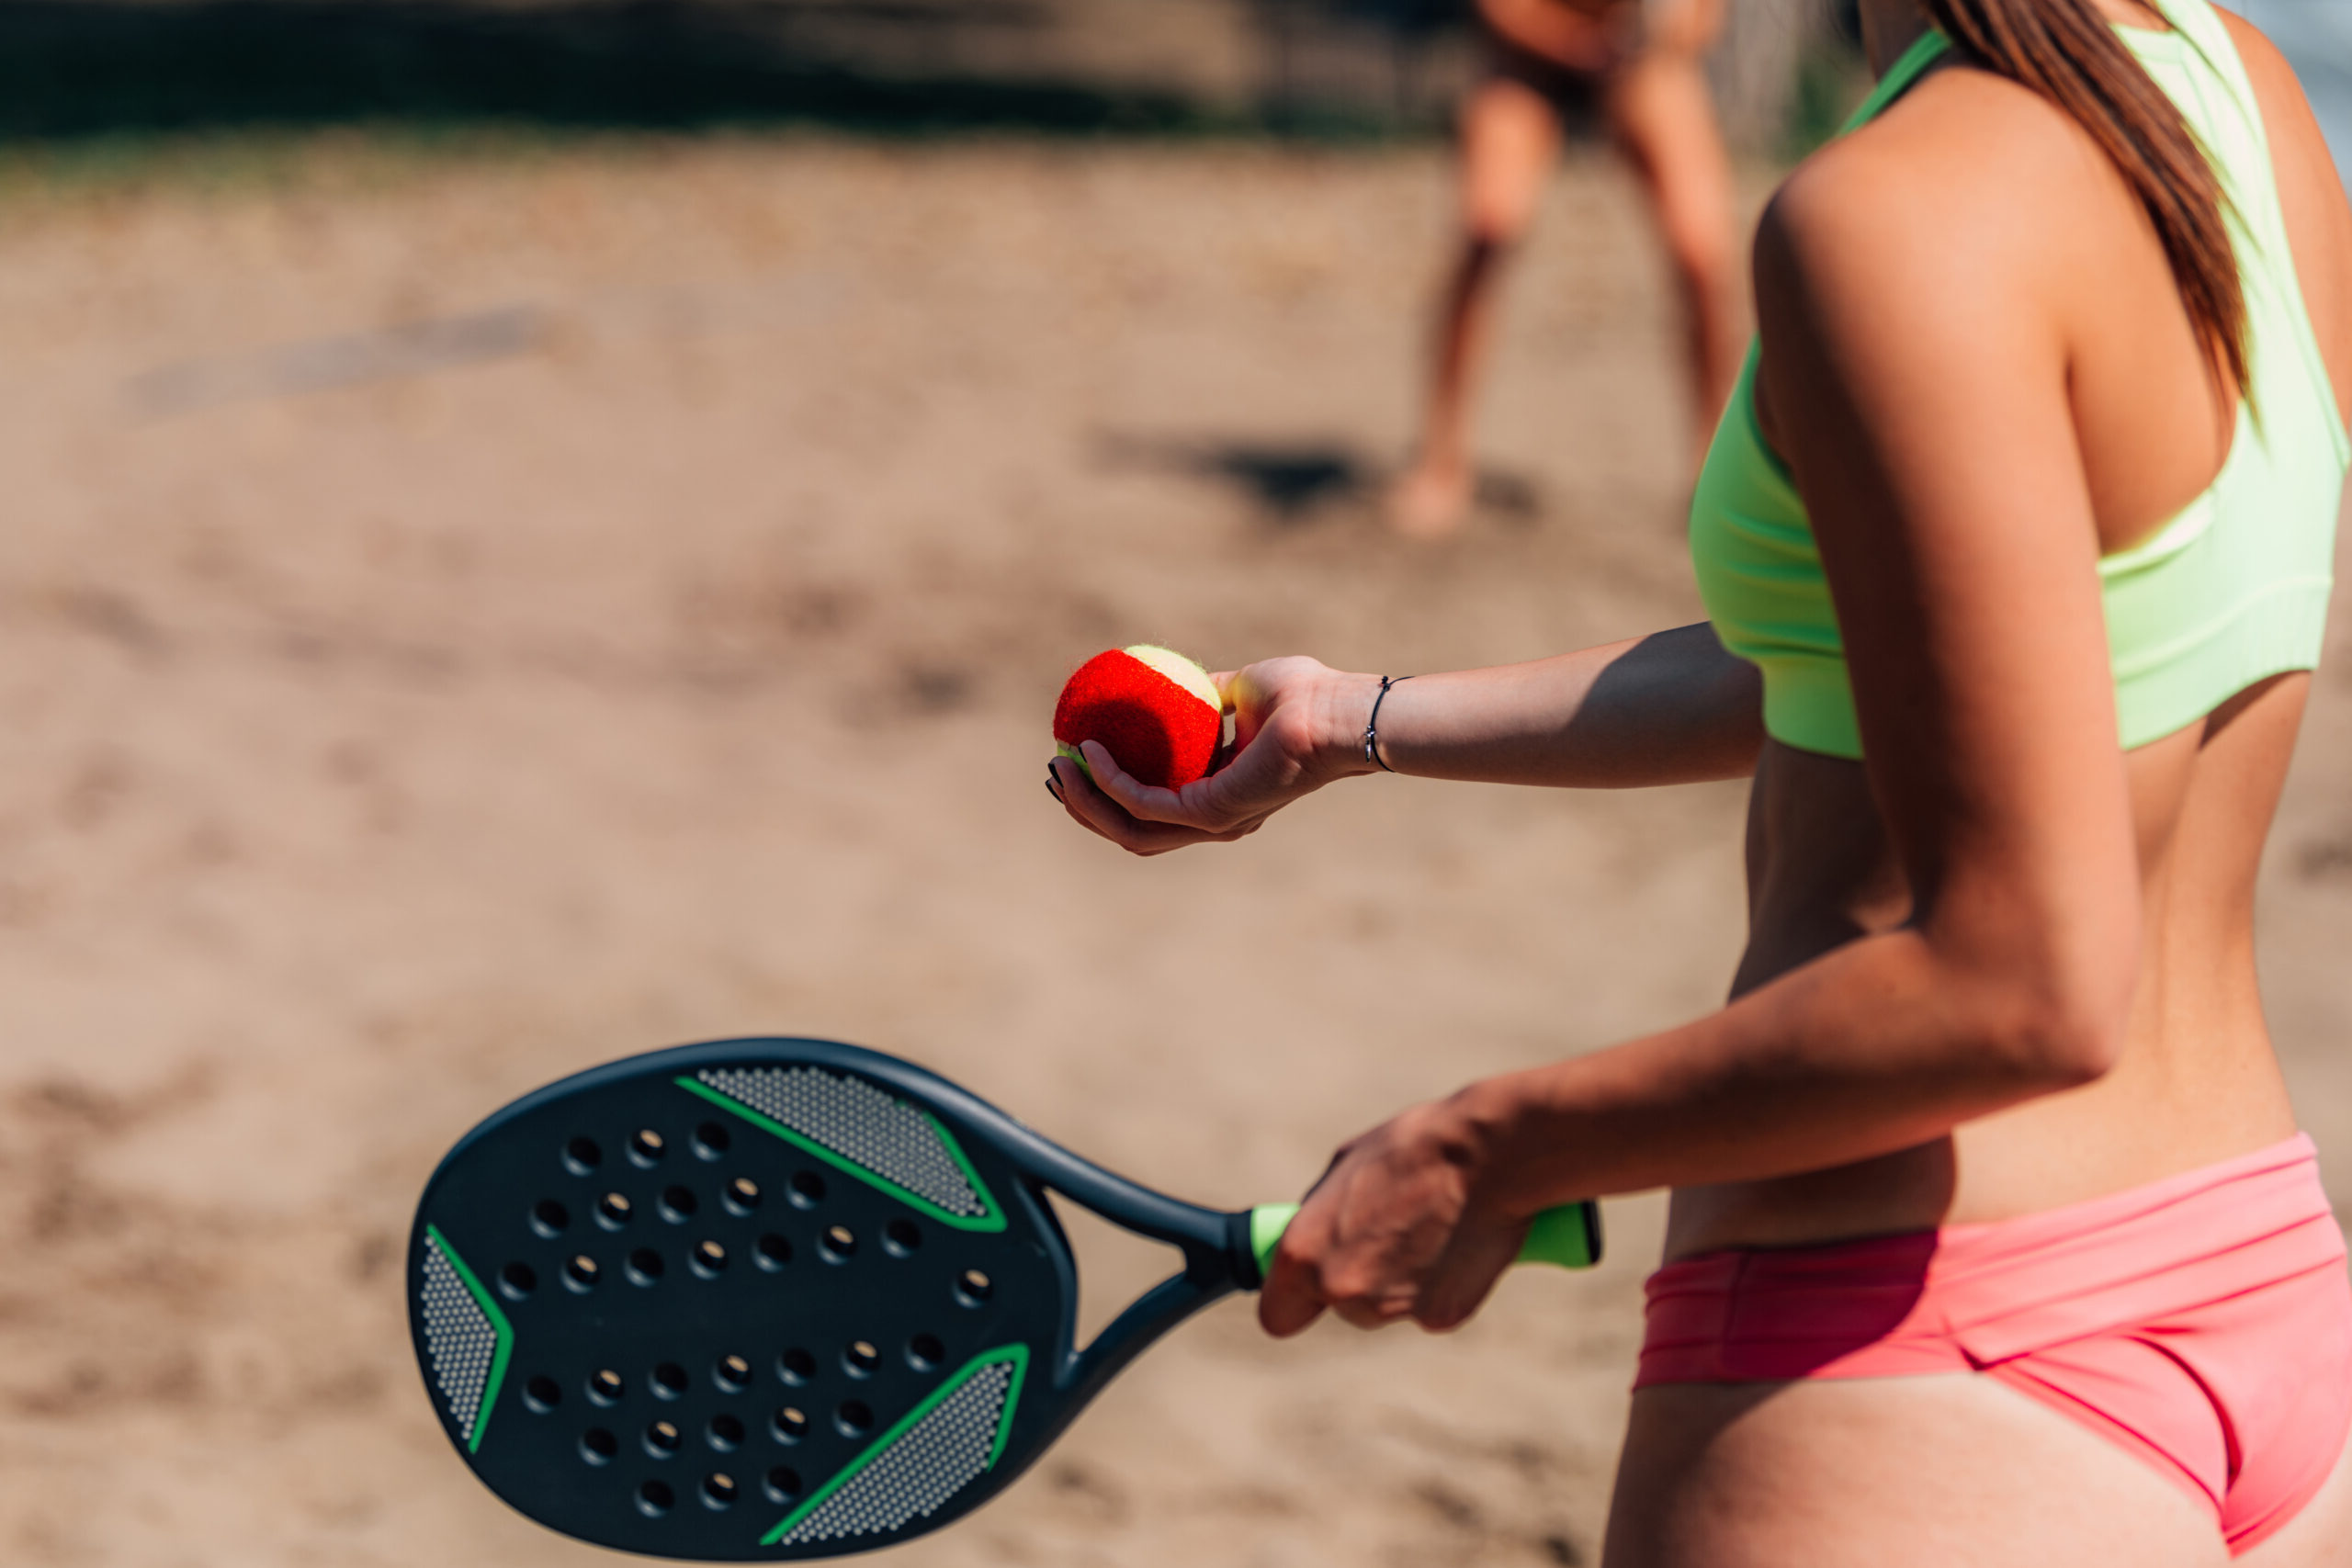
0, 134, 2344, 1567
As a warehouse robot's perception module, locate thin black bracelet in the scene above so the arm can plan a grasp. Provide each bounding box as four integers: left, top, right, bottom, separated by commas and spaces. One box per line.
1363, 674, 1411, 773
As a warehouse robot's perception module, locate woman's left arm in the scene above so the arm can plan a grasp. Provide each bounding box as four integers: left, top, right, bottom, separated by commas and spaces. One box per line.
1263, 94, 2145, 1335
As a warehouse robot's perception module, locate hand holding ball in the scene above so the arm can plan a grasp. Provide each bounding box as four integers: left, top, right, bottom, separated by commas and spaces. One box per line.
1053, 646, 1224, 790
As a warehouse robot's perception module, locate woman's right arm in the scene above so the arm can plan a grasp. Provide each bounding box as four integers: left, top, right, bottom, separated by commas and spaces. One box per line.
1050, 622, 1761, 855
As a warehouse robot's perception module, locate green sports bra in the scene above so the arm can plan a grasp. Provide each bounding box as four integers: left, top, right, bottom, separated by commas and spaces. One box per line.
1690, 0, 2351, 759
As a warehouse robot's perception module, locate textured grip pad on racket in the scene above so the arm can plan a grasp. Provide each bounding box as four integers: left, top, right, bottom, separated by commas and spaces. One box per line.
684, 1067, 1000, 1227
418, 1225, 514, 1451
767, 1346, 1025, 1548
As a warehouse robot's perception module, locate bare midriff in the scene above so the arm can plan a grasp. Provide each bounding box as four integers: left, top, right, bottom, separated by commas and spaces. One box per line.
1663, 674, 2308, 1260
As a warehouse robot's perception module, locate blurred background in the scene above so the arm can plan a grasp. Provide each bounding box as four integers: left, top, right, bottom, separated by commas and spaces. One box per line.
0, 3, 2344, 1565
0, 0, 1824, 145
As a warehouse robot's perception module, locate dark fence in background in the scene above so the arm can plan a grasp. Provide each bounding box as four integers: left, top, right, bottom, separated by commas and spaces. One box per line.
0, 0, 1829, 146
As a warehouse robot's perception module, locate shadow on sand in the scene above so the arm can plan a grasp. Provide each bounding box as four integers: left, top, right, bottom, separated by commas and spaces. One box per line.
1094, 432, 1542, 528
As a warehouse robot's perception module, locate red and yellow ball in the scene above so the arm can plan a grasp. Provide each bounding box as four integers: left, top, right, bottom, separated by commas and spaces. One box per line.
1052, 646, 1223, 790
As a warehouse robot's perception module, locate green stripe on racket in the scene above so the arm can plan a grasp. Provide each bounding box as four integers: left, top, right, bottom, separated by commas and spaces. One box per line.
408, 1037, 1600, 1560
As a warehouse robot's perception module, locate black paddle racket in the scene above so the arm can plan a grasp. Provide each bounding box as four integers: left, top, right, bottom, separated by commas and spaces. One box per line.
409, 1037, 1601, 1560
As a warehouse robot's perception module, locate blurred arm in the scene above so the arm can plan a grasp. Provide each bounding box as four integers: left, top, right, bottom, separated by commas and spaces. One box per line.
1476, 0, 1626, 72
1478, 0, 1723, 71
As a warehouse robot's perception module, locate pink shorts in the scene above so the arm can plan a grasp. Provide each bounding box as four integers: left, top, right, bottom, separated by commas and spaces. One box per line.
1638, 1135, 2352, 1555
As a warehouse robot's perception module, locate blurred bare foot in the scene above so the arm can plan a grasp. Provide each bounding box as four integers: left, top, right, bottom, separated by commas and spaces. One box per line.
1387, 461, 1473, 538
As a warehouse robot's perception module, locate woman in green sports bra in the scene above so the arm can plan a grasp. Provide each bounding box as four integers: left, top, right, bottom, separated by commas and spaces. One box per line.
1051, 0, 2352, 1559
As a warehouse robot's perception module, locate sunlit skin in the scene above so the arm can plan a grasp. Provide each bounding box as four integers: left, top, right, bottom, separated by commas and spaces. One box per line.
1050, 0, 2352, 1558
1390, 0, 1744, 536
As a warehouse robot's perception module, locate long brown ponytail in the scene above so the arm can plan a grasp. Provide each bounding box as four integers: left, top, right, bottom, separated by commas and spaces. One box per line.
1923, 0, 2247, 398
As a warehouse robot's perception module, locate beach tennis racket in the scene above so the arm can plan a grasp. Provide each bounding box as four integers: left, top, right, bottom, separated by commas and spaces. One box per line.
408, 1036, 1601, 1560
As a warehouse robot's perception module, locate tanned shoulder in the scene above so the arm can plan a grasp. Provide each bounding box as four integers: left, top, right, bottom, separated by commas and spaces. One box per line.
1758, 59, 2132, 336
1752, 62, 2105, 475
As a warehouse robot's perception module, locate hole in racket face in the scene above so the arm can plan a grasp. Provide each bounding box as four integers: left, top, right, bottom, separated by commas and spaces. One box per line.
771, 1406, 808, 1444
691, 1240, 728, 1278
834, 1400, 874, 1438
563, 1136, 601, 1176
693, 1121, 731, 1160
776, 1348, 816, 1386
629, 1129, 666, 1168
530, 1200, 569, 1238
660, 1186, 697, 1224
819, 1225, 856, 1263
842, 1340, 879, 1379
597, 1191, 632, 1229
564, 1254, 600, 1292
628, 1247, 663, 1285
702, 1472, 738, 1510
587, 1370, 624, 1405
906, 1334, 945, 1372
789, 1170, 825, 1209
755, 1234, 792, 1270
650, 1363, 689, 1401
715, 1355, 752, 1393
645, 1420, 683, 1457
581, 1428, 617, 1465
524, 1376, 561, 1413
723, 1177, 760, 1216
956, 1269, 993, 1307
883, 1218, 922, 1257
499, 1261, 537, 1301
637, 1480, 674, 1517
763, 1466, 802, 1504
707, 1413, 745, 1451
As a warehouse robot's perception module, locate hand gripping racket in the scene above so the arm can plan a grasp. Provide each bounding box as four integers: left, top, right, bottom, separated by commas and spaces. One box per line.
408, 1037, 1600, 1560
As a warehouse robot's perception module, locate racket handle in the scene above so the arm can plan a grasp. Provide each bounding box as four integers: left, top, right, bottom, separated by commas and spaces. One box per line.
1245, 1199, 1601, 1284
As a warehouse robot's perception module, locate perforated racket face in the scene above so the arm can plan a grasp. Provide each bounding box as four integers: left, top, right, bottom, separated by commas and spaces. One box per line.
410, 1043, 1082, 1560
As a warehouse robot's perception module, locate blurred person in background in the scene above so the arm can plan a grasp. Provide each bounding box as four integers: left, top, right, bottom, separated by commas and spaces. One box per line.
1389, 0, 1745, 536
1057, 0, 2352, 1553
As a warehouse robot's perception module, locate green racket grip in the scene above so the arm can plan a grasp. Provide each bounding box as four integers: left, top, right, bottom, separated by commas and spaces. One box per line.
1245, 1198, 1601, 1284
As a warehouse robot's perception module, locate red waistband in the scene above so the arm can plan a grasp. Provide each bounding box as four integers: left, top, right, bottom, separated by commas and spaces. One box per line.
1639, 1134, 2346, 1386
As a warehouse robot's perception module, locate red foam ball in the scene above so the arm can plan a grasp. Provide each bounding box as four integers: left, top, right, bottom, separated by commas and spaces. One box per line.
1053, 647, 1222, 790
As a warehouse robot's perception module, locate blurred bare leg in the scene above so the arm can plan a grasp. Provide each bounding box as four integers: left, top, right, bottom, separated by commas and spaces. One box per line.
1606, 46, 1741, 471
1392, 73, 1563, 538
